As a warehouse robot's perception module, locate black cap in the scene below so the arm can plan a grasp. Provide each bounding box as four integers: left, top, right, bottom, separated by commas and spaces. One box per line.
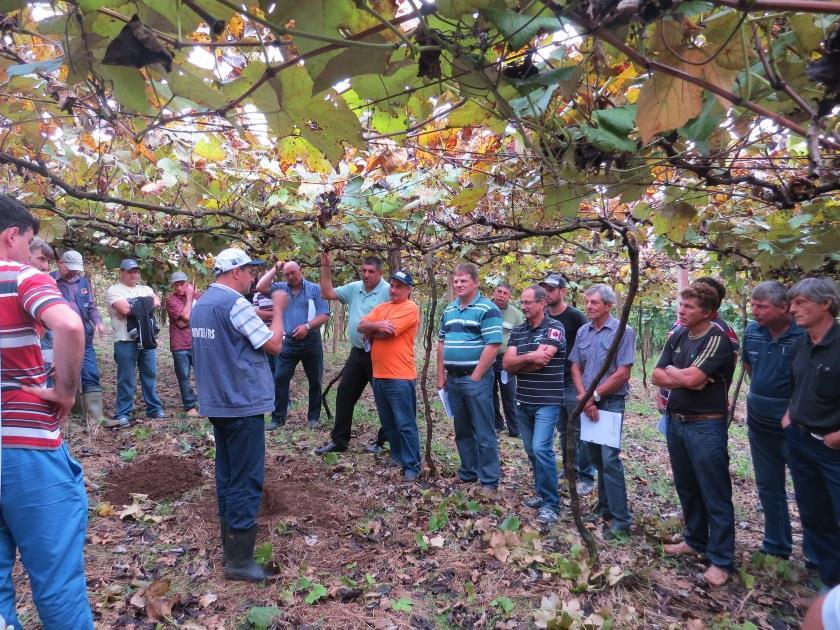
539, 273, 566, 289
390, 270, 414, 287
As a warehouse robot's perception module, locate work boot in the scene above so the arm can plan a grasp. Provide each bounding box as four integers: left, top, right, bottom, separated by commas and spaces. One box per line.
219, 520, 228, 566
83, 390, 106, 425
71, 389, 84, 420
225, 526, 275, 582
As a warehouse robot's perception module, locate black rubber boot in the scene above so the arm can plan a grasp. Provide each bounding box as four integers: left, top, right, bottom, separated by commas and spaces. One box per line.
224, 526, 272, 582
219, 520, 228, 566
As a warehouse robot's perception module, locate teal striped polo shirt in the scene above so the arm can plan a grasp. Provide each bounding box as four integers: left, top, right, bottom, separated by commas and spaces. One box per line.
438, 293, 503, 368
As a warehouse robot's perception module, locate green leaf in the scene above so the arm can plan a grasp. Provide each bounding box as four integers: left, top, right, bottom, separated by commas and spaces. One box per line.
311, 36, 394, 94
193, 136, 227, 162
246, 606, 280, 630
119, 447, 138, 462
254, 542, 273, 565
544, 182, 584, 219
304, 583, 328, 604
8, 59, 63, 77
652, 201, 697, 241
323, 451, 339, 465
98, 65, 153, 115
482, 8, 562, 51
465, 580, 476, 602
0, 0, 24, 11
491, 596, 515, 614
391, 597, 413, 612
594, 105, 636, 136
499, 514, 521, 532
415, 532, 429, 551
788, 213, 813, 229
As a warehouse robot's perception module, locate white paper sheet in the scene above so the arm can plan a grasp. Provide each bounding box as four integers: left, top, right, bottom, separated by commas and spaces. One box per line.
437, 388, 454, 418
580, 409, 623, 449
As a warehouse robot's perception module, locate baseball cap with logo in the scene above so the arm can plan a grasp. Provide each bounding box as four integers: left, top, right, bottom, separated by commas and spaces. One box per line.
170, 271, 189, 284
60, 250, 84, 272
119, 259, 140, 271
390, 270, 414, 287
213, 248, 266, 275
539, 274, 567, 289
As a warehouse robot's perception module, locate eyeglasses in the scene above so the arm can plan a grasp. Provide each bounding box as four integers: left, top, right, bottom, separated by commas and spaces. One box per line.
519, 299, 544, 306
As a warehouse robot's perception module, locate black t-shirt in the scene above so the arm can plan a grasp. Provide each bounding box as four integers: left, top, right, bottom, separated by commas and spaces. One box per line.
656, 325, 735, 415
546, 305, 587, 380
788, 321, 840, 432
509, 316, 566, 405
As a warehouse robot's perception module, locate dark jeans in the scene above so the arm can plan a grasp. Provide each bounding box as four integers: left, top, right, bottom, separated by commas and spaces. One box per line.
516, 403, 561, 510
210, 415, 265, 530
331, 347, 387, 449
748, 414, 816, 562
586, 397, 631, 530
172, 349, 198, 411
80, 344, 101, 393
558, 388, 596, 483
272, 334, 323, 425
113, 341, 163, 419
447, 370, 500, 487
785, 424, 840, 587
372, 378, 421, 474
666, 416, 735, 571
492, 356, 518, 435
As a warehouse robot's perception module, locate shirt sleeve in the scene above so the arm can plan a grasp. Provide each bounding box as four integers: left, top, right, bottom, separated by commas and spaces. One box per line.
480, 304, 503, 345
390, 302, 420, 336
741, 324, 755, 367
18, 268, 65, 321
542, 320, 566, 352
333, 283, 353, 305
165, 295, 184, 321
616, 325, 636, 366
106, 284, 123, 306
568, 333, 582, 365
229, 296, 273, 349
655, 334, 675, 369
692, 331, 734, 376
438, 309, 446, 342
312, 285, 330, 316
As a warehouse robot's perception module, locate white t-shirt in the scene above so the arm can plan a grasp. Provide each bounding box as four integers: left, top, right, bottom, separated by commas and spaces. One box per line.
106, 282, 155, 341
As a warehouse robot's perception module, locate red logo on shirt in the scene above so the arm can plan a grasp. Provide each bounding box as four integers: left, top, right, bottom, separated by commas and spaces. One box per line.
548, 328, 562, 341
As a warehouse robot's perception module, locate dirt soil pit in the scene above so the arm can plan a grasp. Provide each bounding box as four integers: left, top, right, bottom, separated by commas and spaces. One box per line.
102, 454, 206, 505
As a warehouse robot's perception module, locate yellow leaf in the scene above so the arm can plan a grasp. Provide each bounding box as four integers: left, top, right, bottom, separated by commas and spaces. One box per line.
635, 71, 703, 143
193, 136, 227, 163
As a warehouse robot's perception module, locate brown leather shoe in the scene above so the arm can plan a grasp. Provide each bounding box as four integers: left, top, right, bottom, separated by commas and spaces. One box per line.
663, 541, 702, 556
703, 565, 730, 587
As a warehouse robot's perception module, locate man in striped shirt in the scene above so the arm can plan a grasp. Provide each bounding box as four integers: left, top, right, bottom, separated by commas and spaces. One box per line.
503, 285, 565, 526
0, 196, 93, 628
436, 263, 503, 495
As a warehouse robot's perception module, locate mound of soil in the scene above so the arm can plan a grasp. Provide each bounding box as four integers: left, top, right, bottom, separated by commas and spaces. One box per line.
103, 455, 205, 506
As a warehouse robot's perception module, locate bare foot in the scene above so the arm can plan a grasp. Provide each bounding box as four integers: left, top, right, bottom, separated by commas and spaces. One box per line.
703, 565, 730, 587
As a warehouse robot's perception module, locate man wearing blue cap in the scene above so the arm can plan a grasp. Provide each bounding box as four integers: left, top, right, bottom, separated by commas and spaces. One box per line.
105, 258, 165, 428
191, 248, 287, 582
166, 271, 200, 416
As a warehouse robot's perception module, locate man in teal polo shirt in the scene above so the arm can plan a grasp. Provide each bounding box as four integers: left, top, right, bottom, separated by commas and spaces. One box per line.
314, 252, 391, 454
437, 262, 503, 495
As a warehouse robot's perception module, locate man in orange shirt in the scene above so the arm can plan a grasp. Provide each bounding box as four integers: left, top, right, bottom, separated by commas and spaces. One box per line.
358, 270, 422, 481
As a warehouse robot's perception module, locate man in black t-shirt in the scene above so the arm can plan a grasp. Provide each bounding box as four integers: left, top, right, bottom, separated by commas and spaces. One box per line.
652, 283, 736, 588
541, 273, 596, 495
504, 285, 566, 528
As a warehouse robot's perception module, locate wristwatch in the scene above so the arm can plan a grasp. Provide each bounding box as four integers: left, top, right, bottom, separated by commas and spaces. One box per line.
593, 390, 601, 402
305, 322, 311, 331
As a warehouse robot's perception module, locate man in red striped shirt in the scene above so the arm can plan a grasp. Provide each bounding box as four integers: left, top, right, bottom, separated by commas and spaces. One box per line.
0, 196, 93, 629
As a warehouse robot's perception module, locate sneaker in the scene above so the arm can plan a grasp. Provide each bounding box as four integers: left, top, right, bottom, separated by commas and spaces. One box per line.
265, 420, 285, 431
364, 443, 385, 454
576, 479, 595, 496
403, 470, 419, 481
307, 419, 320, 429
521, 496, 544, 509
535, 506, 559, 526
314, 441, 346, 455
479, 485, 498, 499
148, 412, 168, 420
103, 416, 131, 429
603, 526, 631, 541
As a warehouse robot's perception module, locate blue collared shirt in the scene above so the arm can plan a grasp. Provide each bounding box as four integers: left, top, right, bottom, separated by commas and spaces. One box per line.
568, 315, 635, 396
269, 279, 329, 332
743, 320, 805, 420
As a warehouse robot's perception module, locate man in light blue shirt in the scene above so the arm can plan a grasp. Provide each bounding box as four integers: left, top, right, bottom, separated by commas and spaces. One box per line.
255, 261, 329, 430
315, 252, 391, 454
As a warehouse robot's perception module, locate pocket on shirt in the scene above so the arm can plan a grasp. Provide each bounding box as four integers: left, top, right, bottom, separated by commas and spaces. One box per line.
814, 364, 834, 398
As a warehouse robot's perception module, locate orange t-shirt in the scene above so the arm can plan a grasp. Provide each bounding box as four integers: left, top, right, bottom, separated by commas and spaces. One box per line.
363, 299, 420, 379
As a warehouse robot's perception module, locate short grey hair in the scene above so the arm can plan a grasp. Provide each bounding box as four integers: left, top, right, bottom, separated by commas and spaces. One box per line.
29, 238, 54, 260
788, 277, 840, 317
522, 285, 547, 302
751, 280, 788, 307
584, 283, 615, 305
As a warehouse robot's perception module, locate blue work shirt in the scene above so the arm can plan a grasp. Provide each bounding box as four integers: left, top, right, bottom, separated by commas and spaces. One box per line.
568, 315, 636, 397
334, 279, 390, 349
743, 320, 805, 421
269, 279, 329, 332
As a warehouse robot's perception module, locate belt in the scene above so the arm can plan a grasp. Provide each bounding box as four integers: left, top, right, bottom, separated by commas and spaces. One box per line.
794, 423, 840, 438
446, 367, 475, 377
670, 413, 725, 422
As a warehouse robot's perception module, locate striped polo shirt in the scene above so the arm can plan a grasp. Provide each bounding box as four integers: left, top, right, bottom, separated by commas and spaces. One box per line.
1, 260, 67, 449
508, 315, 566, 405
438, 293, 503, 368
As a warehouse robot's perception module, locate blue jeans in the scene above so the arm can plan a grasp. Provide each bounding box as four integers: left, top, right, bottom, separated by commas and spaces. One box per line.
666, 417, 735, 571
748, 414, 817, 562
113, 341, 163, 418
80, 344, 101, 393
272, 335, 323, 425
785, 424, 840, 587
172, 349, 199, 411
372, 378, 421, 474
516, 403, 561, 510
558, 388, 596, 483
586, 397, 631, 530
0, 444, 93, 630
210, 415, 265, 530
446, 371, 500, 487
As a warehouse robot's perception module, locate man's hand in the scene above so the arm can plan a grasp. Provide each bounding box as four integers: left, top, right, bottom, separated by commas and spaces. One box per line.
95, 323, 106, 336
584, 403, 599, 422
22, 386, 75, 423
274, 259, 285, 273
825, 430, 840, 450
529, 348, 552, 367
291, 324, 309, 340
437, 372, 446, 390
377, 320, 396, 337
688, 377, 712, 391
184, 283, 195, 299
320, 252, 331, 268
